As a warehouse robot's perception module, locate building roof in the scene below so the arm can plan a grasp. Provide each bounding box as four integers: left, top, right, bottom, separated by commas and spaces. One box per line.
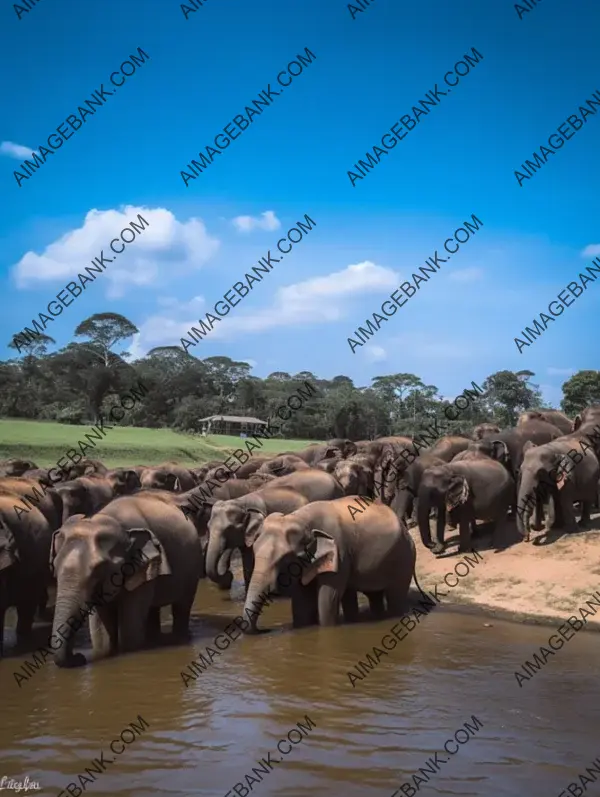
198, 415, 268, 425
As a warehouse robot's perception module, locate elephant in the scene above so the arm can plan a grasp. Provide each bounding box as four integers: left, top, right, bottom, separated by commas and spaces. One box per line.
472, 423, 501, 441
334, 455, 376, 496
65, 458, 108, 480
205, 487, 310, 590
0, 492, 53, 655
106, 468, 141, 494
0, 476, 63, 530
467, 420, 563, 481
234, 457, 270, 479
258, 456, 310, 477
574, 405, 600, 431
242, 497, 420, 632
54, 475, 125, 523
49, 493, 204, 667
289, 440, 357, 466
518, 410, 573, 435
140, 464, 196, 492
428, 436, 471, 462
189, 466, 209, 484
0, 458, 39, 477
417, 459, 514, 554
373, 438, 419, 505
517, 437, 600, 541
391, 454, 446, 525
271, 469, 345, 502
365, 436, 413, 461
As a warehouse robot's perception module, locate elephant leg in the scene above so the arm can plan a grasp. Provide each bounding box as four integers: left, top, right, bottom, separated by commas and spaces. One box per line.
559, 486, 578, 533
291, 583, 318, 628
457, 507, 474, 553
36, 587, 49, 620
118, 586, 153, 653
241, 547, 255, 593
90, 604, 119, 658
341, 589, 359, 623
532, 495, 544, 531
578, 500, 592, 529
16, 595, 37, 642
316, 577, 341, 627
146, 607, 162, 643
366, 591, 386, 620
172, 600, 193, 641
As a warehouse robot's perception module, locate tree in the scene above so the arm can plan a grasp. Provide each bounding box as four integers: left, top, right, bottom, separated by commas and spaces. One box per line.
8, 332, 55, 358
481, 370, 540, 427
561, 371, 600, 416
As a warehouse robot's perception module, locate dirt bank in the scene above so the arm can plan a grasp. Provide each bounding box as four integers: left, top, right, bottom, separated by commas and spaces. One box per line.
410, 515, 600, 631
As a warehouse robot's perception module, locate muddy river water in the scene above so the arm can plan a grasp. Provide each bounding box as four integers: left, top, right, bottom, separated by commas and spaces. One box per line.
2, 573, 599, 797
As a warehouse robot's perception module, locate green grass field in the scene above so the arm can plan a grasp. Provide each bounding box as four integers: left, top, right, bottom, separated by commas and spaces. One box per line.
0, 419, 315, 469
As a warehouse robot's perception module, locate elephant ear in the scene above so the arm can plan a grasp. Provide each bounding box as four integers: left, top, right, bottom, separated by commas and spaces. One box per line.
124, 527, 171, 591
324, 447, 341, 459
446, 477, 469, 511
164, 473, 178, 491
301, 529, 339, 585
0, 521, 18, 571
491, 440, 510, 465
124, 469, 141, 492
244, 508, 266, 547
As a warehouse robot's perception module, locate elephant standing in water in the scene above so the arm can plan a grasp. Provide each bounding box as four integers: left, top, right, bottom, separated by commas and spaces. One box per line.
50, 494, 203, 667
242, 497, 420, 632
205, 487, 310, 591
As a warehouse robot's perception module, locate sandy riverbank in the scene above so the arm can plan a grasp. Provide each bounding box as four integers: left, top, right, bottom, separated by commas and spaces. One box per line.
410, 515, 600, 630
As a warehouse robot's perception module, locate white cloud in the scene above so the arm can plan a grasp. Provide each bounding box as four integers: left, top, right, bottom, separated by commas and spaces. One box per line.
12, 206, 220, 299
132, 260, 399, 354
232, 211, 281, 233
364, 345, 387, 362
448, 267, 483, 282
0, 141, 38, 159
547, 367, 575, 376
582, 244, 600, 256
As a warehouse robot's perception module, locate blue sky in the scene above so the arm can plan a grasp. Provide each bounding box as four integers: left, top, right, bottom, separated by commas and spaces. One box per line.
1, 0, 599, 407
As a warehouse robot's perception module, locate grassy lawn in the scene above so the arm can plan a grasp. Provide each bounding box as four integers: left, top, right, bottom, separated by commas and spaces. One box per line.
0, 419, 316, 469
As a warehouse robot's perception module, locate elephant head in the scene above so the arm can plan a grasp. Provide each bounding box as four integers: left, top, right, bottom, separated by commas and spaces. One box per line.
0, 458, 39, 477
417, 466, 465, 554
334, 457, 374, 496
326, 439, 358, 459
106, 468, 141, 495
55, 480, 92, 523
242, 514, 326, 633
470, 439, 511, 470
205, 501, 266, 589
49, 515, 171, 667
517, 442, 561, 540
472, 423, 501, 441
140, 468, 180, 492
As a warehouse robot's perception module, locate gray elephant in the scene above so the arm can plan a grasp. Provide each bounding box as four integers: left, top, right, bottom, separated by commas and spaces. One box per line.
287, 439, 357, 466
374, 439, 419, 504
472, 423, 501, 441
258, 455, 310, 477
272, 469, 345, 502
0, 458, 39, 477
315, 456, 341, 473
0, 492, 53, 655
55, 472, 138, 523
467, 420, 563, 481
140, 464, 196, 492
573, 405, 600, 430
417, 459, 514, 554
518, 410, 573, 435
334, 455, 376, 496
205, 487, 310, 591
518, 437, 600, 540
65, 458, 109, 480
243, 497, 419, 632
49, 493, 204, 667
0, 476, 63, 530
428, 436, 471, 462
235, 457, 270, 478
391, 454, 446, 525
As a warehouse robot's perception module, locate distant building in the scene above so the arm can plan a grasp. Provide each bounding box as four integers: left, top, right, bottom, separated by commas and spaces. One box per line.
198, 414, 268, 436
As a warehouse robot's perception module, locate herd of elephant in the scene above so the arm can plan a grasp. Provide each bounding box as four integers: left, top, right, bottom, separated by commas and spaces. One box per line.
1, 405, 599, 669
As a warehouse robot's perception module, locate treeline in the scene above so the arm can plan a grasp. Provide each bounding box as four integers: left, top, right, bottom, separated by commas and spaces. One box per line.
3, 313, 600, 440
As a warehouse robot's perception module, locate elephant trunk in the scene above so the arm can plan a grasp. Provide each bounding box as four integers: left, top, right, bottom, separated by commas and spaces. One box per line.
205, 532, 233, 589
242, 560, 274, 634
417, 489, 435, 549
51, 589, 87, 668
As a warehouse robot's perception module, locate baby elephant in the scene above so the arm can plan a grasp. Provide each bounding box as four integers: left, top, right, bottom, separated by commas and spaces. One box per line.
242, 497, 420, 632
418, 459, 514, 554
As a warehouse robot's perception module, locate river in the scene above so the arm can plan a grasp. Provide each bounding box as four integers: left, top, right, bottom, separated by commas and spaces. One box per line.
2, 574, 599, 797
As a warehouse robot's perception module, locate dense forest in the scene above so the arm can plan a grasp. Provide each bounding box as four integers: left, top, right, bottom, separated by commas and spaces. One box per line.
4, 313, 600, 440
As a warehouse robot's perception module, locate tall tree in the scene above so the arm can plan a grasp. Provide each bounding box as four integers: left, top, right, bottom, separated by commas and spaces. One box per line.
561, 371, 600, 415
